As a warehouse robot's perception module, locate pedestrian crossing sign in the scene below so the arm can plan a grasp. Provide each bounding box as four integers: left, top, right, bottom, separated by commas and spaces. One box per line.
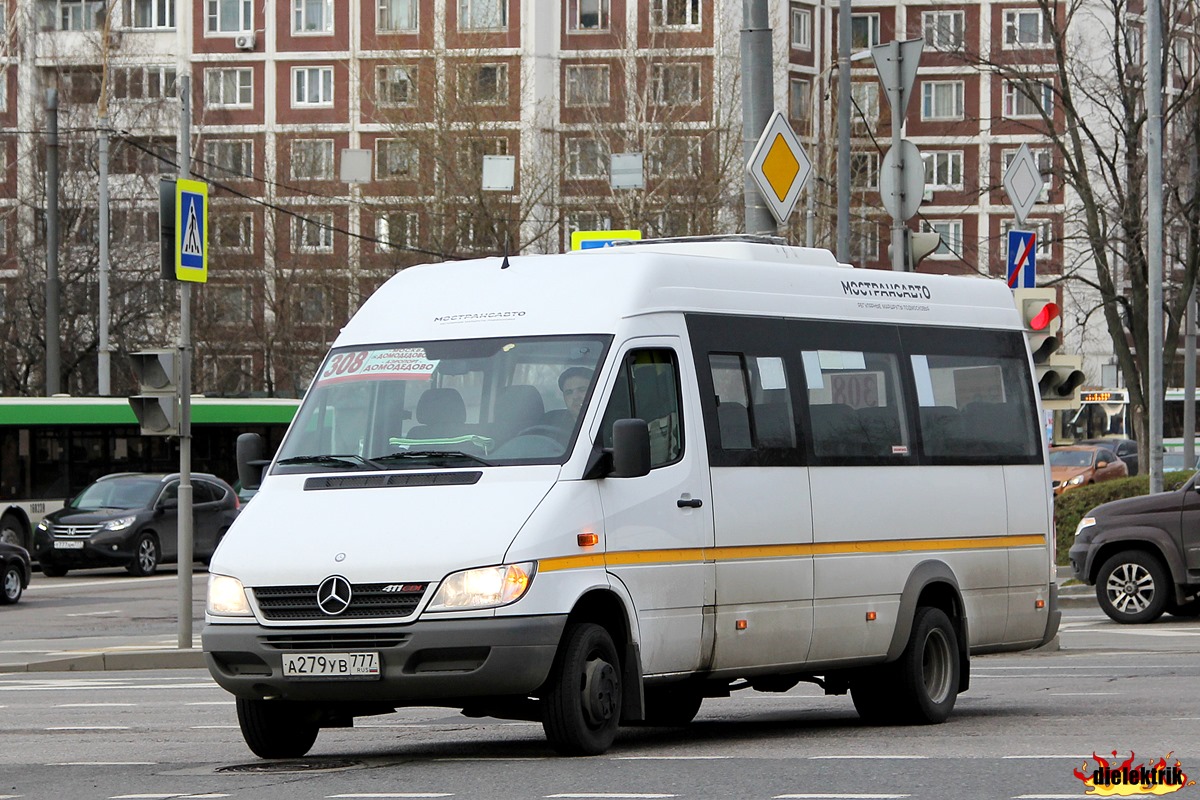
175, 179, 208, 283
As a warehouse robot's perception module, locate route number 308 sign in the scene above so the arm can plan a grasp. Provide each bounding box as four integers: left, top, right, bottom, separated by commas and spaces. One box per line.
315, 348, 438, 386
829, 372, 883, 409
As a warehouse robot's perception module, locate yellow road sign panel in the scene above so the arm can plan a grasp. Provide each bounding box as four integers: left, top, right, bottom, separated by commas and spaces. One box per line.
746, 111, 812, 224
762, 134, 801, 202
570, 229, 642, 251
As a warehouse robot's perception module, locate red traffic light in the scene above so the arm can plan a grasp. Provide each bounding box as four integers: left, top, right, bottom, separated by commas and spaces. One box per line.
1029, 302, 1060, 331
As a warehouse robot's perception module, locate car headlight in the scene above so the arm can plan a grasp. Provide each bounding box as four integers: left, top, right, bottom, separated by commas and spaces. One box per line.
36, 520, 49, 532
1074, 516, 1096, 537
426, 562, 535, 611
103, 515, 137, 531
1068, 474, 1086, 486
207, 573, 252, 616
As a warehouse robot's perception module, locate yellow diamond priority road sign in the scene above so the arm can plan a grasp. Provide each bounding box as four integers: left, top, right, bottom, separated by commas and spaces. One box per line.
747, 111, 812, 224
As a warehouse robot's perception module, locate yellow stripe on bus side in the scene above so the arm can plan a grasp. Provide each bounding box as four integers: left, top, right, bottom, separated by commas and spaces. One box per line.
536, 534, 1046, 573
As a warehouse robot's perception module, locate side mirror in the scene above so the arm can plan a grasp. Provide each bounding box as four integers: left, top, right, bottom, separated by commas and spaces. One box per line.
159, 497, 179, 511
1096, 461, 1108, 469
237, 433, 267, 491
611, 419, 651, 478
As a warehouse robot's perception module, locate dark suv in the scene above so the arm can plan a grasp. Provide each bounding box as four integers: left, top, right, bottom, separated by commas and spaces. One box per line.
33, 473, 239, 577
1069, 475, 1200, 623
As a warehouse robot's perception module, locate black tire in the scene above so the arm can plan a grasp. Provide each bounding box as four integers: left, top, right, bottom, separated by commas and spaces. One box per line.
127, 533, 160, 577
541, 622, 622, 756
1167, 597, 1200, 618
1, 564, 22, 604
236, 698, 320, 759
40, 563, 68, 578
853, 607, 960, 726
850, 668, 899, 725
0, 513, 25, 549
639, 685, 703, 726
1096, 550, 1169, 624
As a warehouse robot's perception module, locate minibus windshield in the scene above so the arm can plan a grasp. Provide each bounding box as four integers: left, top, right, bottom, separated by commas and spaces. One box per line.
274, 335, 610, 472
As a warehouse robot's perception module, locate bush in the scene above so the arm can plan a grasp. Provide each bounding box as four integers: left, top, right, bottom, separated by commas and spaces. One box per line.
1053, 471, 1194, 565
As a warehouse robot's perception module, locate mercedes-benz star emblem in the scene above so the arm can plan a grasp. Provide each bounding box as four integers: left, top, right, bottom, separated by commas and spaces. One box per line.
316, 575, 352, 616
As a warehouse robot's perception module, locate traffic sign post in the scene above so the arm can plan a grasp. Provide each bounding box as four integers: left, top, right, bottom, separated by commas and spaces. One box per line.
1006, 230, 1037, 288
871, 38, 924, 272
746, 110, 812, 225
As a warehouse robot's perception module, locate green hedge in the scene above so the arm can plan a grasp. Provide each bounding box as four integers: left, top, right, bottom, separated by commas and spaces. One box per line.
1053, 471, 1194, 565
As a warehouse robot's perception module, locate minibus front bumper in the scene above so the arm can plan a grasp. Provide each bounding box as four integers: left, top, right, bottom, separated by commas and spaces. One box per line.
202, 614, 567, 704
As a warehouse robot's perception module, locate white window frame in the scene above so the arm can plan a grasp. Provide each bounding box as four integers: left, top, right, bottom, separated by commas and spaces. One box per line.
566, 138, 606, 179
113, 65, 178, 101
921, 80, 964, 121
567, 0, 609, 32
293, 0, 332, 33
850, 151, 880, 190
791, 6, 811, 50
52, 0, 103, 31
851, 82, 879, 127
564, 64, 610, 107
376, 210, 420, 250
789, 76, 811, 120
851, 13, 880, 49
1003, 9, 1052, 48
291, 139, 335, 180
459, 63, 508, 105
1002, 80, 1053, 118
293, 66, 334, 107
0, 216, 7, 254
458, 0, 506, 31
375, 138, 418, 179
1001, 218, 1053, 260
293, 213, 335, 253
925, 219, 964, 259
564, 211, 612, 249
207, 286, 253, 326
648, 135, 702, 178
124, 0, 176, 28
651, 62, 701, 105
923, 150, 964, 191
212, 212, 254, 252
376, 0, 416, 32
205, 0, 252, 33
204, 139, 254, 177
295, 285, 331, 326
651, 0, 700, 28
203, 354, 253, 394
851, 217, 880, 265
377, 65, 416, 106
205, 67, 253, 108
922, 10, 964, 51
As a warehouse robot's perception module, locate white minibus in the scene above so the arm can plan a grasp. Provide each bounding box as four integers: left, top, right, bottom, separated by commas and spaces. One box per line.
203, 237, 1059, 758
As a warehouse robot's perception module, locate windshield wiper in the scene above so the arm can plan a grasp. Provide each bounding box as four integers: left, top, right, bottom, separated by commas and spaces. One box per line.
373, 450, 492, 467
276, 454, 383, 470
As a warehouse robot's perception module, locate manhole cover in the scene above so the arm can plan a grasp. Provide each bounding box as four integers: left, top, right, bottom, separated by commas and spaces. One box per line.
218, 759, 362, 774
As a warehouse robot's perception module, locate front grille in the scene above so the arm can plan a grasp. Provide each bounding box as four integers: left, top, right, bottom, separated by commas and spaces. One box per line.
260, 632, 411, 650
50, 524, 103, 537
253, 582, 428, 621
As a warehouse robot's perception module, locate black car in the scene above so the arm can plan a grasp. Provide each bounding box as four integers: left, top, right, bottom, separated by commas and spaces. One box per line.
1077, 438, 1139, 476
33, 473, 240, 577
1, 542, 31, 604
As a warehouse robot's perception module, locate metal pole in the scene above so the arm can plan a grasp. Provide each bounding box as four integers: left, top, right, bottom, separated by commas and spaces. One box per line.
1147, 0, 1164, 493
98, 120, 111, 396
884, 42, 906, 273
741, 0, 775, 235
1185, 288, 1195, 471
45, 90, 60, 396
177, 76, 194, 650
836, 0, 851, 261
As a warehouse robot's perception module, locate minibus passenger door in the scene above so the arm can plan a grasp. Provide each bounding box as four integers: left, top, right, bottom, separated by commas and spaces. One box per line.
594, 345, 715, 676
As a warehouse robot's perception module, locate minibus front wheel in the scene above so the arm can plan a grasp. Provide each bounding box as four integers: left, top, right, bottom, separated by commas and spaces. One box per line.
541, 622, 622, 756
236, 697, 320, 759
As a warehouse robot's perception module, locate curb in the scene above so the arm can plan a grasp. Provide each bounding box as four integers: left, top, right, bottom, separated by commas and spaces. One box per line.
0, 649, 207, 674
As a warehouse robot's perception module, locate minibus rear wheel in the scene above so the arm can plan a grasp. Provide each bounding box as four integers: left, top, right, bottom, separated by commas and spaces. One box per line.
236, 697, 320, 759
891, 606, 959, 724
541, 622, 622, 755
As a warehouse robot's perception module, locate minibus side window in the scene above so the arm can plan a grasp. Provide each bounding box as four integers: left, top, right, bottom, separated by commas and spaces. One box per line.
600, 349, 683, 468
802, 349, 911, 460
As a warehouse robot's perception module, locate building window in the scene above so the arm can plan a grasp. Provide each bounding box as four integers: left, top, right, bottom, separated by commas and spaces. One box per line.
565, 65, 610, 107
376, 211, 420, 250
651, 63, 701, 105
923, 150, 963, 191
565, 138, 606, 179
789, 76, 811, 120
203, 354, 253, 395
113, 66, 177, 100
205, 68, 253, 108
124, 0, 175, 28
922, 10, 963, 51
293, 67, 334, 107
47, 0, 104, 31
110, 208, 158, 244
458, 0, 505, 30
206, 0, 252, 32
851, 217, 880, 264
293, 0, 332, 32
207, 286, 252, 326
213, 212, 254, 252
291, 139, 334, 180
204, 139, 253, 178
651, 0, 699, 28
851, 82, 879, 129
459, 63, 508, 104
649, 135, 702, 178
456, 137, 508, 175
921, 80, 964, 120
1003, 80, 1053, 118
925, 219, 964, 258
850, 152, 879, 190
376, 138, 418, 179
1001, 218, 1053, 259
377, 65, 415, 106
1003, 9, 1052, 48
564, 211, 612, 248
567, 0, 609, 31
377, 0, 416, 32
851, 13, 880, 49
0, 217, 8, 254
791, 6, 811, 50
293, 213, 334, 253
1001, 146, 1052, 200
294, 285, 331, 325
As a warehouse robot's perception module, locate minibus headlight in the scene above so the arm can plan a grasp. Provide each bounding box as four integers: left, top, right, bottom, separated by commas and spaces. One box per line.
1074, 517, 1096, 538
207, 573, 253, 616
427, 562, 535, 611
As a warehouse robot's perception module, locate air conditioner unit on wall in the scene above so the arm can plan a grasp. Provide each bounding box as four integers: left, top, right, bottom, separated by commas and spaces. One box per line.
234, 32, 256, 50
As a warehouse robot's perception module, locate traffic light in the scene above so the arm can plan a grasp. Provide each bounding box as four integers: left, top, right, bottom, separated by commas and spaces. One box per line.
1037, 353, 1086, 411
129, 349, 179, 436
887, 230, 943, 270
159, 178, 177, 281
1012, 287, 1061, 363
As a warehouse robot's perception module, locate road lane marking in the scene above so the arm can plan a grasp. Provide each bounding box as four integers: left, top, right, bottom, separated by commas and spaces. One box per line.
49, 762, 156, 766
46, 726, 130, 730
775, 795, 912, 799
1001, 755, 1093, 760
191, 725, 239, 729
56, 703, 136, 707
186, 702, 235, 706
66, 611, 123, 617
809, 756, 927, 760
328, 795, 454, 798
546, 795, 676, 799
1048, 692, 1119, 696
616, 756, 731, 760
